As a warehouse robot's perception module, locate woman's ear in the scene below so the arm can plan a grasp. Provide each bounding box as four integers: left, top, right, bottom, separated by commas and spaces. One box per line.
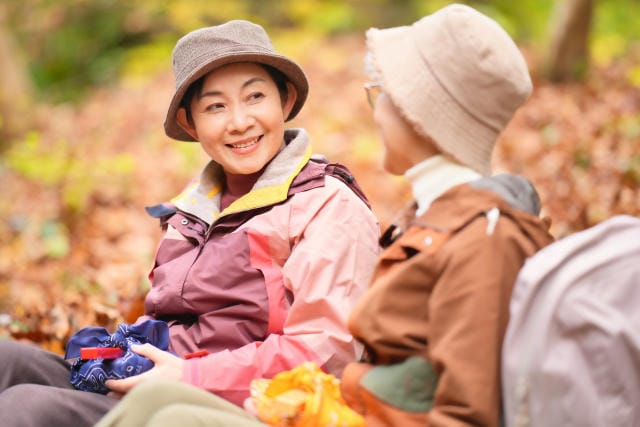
282, 82, 298, 119
176, 107, 198, 140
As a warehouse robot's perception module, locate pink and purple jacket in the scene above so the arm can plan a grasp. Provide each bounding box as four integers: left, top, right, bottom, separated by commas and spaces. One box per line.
140, 129, 380, 405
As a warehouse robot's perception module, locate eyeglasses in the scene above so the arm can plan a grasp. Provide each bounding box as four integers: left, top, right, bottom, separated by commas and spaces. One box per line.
364, 82, 382, 108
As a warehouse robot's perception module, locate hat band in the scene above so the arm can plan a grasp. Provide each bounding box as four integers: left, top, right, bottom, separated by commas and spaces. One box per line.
176, 46, 277, 83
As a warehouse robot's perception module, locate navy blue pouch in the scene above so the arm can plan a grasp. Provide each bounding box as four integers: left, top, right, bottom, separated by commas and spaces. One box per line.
64, 320, 169, 394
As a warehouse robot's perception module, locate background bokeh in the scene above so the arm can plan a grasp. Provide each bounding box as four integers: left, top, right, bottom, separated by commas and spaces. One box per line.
0, 0, 639, 352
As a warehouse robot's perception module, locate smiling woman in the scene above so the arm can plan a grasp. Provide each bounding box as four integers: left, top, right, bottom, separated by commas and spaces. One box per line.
177, 63, 295, 176
0, 19, 381, 427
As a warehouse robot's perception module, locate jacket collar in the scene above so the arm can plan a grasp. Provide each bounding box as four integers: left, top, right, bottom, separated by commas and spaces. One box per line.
170, 128, 312, 225
405, 155, 481, 216
417, 173, 543, 230
417, 182, 552, 249
418, 183, 510, 231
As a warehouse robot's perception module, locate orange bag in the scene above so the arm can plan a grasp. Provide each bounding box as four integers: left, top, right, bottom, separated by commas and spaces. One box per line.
250, 362, 364, 427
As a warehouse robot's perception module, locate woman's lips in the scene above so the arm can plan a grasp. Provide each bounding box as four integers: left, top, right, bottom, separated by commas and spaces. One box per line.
227, 135, 262, 153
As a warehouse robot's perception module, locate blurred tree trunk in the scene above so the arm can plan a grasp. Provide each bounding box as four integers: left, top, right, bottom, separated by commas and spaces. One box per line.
0, 4, 32, 153
545, 0, 594, 82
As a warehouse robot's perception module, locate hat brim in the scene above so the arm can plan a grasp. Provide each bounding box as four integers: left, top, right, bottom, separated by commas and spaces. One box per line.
367, 25, 497, 176
164, 51, 309, 141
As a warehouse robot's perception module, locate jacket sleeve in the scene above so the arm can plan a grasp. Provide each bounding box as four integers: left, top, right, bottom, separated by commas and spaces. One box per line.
182, 178, 380, 406
426, 217, 538, 427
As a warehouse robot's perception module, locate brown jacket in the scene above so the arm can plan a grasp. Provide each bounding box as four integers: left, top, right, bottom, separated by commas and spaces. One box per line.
342, 176, 554, 427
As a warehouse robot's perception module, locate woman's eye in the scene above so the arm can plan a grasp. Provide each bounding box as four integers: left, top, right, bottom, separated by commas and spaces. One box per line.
205, 103, 225, 112
248, 92, 265, 102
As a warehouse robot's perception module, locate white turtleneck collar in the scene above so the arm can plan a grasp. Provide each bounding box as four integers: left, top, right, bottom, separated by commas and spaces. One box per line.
405, 155, 483, 216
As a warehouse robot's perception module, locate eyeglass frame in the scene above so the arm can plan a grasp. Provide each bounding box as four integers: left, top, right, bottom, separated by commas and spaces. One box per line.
364, 82, 382, 108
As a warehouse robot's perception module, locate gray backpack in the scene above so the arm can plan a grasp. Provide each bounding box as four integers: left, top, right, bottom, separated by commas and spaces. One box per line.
502, 215, 640, 427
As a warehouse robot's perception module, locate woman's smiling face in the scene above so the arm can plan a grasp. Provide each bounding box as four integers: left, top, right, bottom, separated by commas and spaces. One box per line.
178, 62, 296, 174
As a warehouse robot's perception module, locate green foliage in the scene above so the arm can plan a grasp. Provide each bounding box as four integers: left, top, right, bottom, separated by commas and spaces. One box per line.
60, 270, 103, 295
3, 131, 135, 216
5, 0, 157, 102
4, 0, 640, 103
592, 0, 640, 66
164, 0, 252, 31
618, 114, 640, 140
622, 155, 640, 186
286, 0, 356, 33
119, 36, 175, 84
468, 0, 554, 44
595, 0, 640, 41
541, 124, 561, 146
592, 33, 628, 66
40, 220, 70, 259
574, 149, 591, 170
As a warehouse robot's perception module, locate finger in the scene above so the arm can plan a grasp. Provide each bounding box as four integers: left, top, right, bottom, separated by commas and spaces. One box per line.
105, 374, 143, 393
130, 343, 161, 360
243, 397, 258, 416
132, 344, 177, 365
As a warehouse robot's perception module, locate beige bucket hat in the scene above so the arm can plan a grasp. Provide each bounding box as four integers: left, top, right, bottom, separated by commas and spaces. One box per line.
366, 4, 532, 176
164, 20, 309, 141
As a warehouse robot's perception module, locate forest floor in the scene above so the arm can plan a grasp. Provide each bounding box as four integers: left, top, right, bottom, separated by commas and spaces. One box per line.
1, 35, 639, 353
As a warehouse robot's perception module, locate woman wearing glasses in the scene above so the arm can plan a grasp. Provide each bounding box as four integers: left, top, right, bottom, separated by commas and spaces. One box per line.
341, 4, 555, 426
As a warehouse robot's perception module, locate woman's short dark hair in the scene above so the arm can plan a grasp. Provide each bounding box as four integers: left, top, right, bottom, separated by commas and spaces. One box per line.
181, 63, 290, 124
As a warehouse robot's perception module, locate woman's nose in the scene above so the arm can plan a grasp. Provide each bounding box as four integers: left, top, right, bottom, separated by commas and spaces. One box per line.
227, 106, 256, 133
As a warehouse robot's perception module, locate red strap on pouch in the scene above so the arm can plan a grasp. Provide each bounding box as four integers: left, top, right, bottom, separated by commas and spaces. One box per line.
80, 347, 124, 360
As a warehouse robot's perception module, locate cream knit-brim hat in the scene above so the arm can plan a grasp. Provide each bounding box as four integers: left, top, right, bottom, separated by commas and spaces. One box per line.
366, 4, 532, 176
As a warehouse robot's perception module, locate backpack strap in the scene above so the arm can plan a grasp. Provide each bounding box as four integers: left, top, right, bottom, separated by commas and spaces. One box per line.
324, 163, 371, 209
307, 156, 371, 209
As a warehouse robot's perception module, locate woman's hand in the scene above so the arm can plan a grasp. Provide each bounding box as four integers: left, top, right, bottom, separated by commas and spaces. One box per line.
105, 343, 185, 396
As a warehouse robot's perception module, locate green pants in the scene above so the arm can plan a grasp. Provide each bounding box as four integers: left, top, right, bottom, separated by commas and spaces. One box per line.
95, 380, 266, 427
